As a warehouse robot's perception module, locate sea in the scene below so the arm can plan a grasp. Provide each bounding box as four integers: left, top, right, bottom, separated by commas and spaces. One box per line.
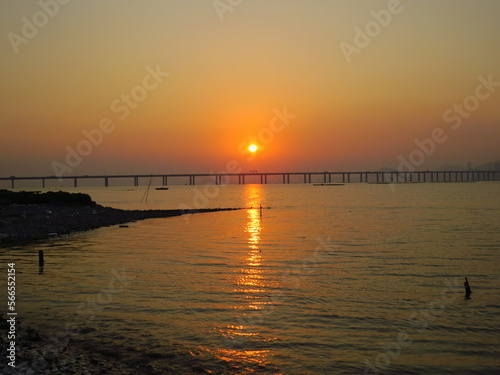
1, 182, 500, 374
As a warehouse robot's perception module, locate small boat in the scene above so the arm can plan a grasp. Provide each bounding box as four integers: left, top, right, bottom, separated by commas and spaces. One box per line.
313, 183, 345, 186
155, 187, 169, 190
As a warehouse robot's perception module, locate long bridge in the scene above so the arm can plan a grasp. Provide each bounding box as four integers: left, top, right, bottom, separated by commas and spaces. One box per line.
1, 170, 498, 188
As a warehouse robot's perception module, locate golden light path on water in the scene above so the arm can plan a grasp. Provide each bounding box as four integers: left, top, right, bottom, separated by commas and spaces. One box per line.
213, 185, 276, 371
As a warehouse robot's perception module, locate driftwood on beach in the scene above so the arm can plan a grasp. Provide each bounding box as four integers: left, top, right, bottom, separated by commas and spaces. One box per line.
0, 189, 238, 243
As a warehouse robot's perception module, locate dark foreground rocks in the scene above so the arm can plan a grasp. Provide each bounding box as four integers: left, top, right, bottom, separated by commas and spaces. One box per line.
0, 189, 96, 207
0, 190, 239, 244
0, 318, 145, 375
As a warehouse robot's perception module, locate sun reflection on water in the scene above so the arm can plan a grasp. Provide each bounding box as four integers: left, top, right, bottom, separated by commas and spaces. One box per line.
212, 185, 278, 372
214, 348, 273, 368
246, 205, 262, 251
238, 185, 267, 305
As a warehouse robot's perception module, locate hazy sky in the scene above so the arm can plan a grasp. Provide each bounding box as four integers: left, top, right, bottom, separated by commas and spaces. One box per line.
1, 0, 499, 177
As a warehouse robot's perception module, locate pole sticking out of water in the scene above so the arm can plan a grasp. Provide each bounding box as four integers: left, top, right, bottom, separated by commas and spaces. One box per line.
464, 277, 472, 299
38, 250, 44, 267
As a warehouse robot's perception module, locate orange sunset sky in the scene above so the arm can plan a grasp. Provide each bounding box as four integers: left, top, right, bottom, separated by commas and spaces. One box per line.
1, 0, 499, 177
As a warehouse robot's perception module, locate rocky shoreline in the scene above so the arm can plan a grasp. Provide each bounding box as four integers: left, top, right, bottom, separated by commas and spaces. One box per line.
1, 319, 144, 375
1, 317, 234, 375
0, 189, 239, 244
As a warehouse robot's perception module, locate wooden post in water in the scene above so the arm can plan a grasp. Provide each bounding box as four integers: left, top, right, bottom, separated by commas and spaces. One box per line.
38, 250, 44, 267
464, 277, 471, 299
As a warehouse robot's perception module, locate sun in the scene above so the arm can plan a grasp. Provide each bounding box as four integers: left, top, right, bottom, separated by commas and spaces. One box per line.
248, 144, 258, 153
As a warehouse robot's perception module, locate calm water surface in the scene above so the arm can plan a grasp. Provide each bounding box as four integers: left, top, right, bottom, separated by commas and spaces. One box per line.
2, 183, 500, 374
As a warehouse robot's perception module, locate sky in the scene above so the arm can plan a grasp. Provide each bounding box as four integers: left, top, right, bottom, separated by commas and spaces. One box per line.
1, 0, 499, 177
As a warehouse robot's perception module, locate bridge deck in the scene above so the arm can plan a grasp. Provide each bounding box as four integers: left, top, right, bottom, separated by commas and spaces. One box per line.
0, 170, 498, 188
